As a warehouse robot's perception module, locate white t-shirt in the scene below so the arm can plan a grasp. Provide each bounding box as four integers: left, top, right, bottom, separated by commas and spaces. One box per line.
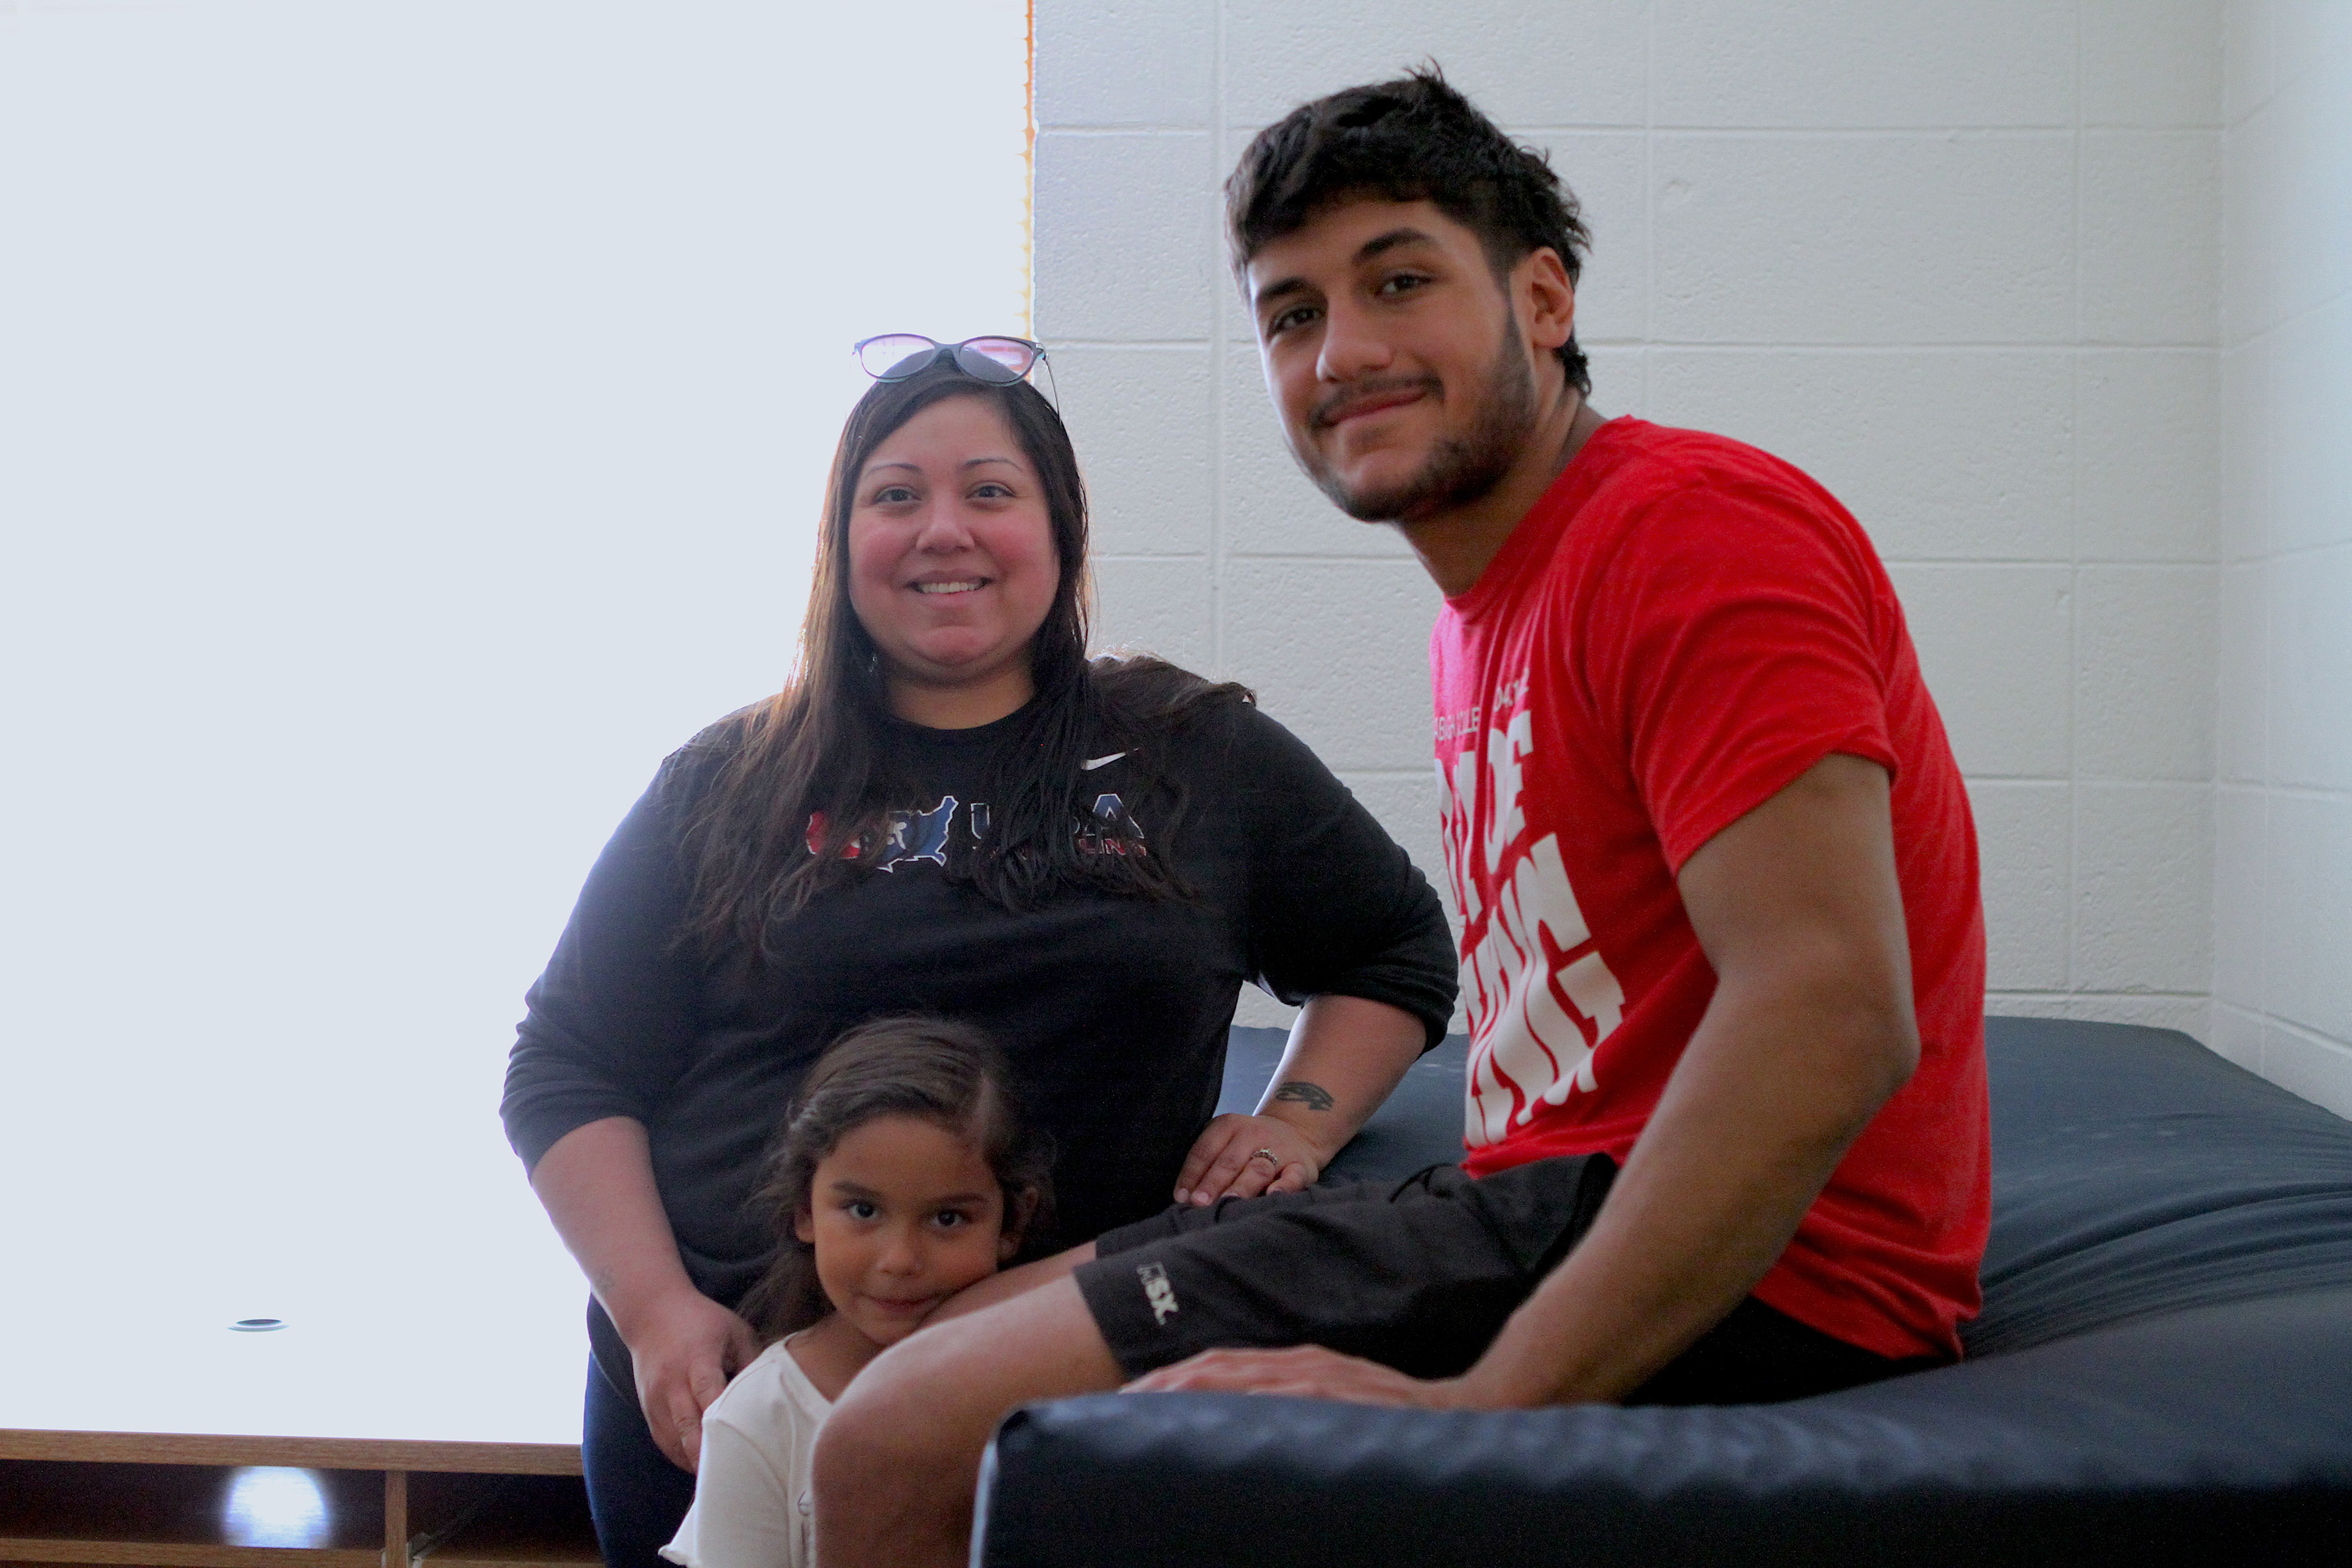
660, 1337, 834, 1568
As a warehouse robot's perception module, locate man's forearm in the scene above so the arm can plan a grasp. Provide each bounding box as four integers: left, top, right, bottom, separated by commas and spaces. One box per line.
1254, 993, 1427, 1162
1457, 966, 1916, 1407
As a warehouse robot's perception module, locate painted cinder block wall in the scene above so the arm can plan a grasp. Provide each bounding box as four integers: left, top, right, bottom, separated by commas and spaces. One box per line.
1034, 1, 2341, 1104
2210, 1, 2352, 1117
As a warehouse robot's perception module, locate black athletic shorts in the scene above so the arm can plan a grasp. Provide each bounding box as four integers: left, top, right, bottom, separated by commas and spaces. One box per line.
1073, 1155, 1937, 1405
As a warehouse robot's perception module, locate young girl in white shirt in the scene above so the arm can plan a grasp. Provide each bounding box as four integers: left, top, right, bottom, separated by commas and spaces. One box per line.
661, 1015, 1053, 1568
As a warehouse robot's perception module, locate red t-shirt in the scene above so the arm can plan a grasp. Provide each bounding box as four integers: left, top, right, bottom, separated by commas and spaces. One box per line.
1431, 418, 1989, 1361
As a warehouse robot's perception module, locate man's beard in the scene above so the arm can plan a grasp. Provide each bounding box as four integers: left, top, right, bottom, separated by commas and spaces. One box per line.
1295, 314, 1541, 525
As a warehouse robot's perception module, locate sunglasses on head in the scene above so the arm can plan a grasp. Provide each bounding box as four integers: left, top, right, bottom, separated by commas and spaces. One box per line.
853, 334, 1046, 384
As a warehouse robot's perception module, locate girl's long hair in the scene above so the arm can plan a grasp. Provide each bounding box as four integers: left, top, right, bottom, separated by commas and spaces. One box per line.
734, 1015, 1056, 1342
675, 358, 1248, 964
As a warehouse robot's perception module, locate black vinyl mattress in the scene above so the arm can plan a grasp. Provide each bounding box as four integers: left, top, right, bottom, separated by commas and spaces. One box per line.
976, 1017, 2352, 1567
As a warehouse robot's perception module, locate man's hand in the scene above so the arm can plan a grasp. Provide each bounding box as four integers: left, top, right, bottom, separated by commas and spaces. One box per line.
620, 1285, 760, 1472
1126, 1344, 1465, 1407
1175, 1113, 1324, 1204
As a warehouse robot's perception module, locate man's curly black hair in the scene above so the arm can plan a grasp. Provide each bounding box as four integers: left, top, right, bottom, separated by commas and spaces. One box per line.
1225, 66, 1593, 397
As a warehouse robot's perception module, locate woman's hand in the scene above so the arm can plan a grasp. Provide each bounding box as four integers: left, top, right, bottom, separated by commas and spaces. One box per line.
620, 1284, 761, 1473
1174, 1113, 1326, 1205
1175, 996, 1427, 1206
527, 1117, 759, 1473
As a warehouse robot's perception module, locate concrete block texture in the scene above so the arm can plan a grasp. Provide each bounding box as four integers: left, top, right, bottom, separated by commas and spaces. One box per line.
2215, 0, 2352, 1101
1089, 557, 1211, 672
1651, 133, 2074, 345
1220, 0, 1648, 129
1518, 132, 1648, 346
2262, 789, 2352, 1043
2266, 293, 2352, 554
2268, 13, 2352, 329
1036, 0, 1214, 127
2221, 83, 2279, 340
1968, 781, 2071, 991
2273, 0, 2352, 97
2074, 565, 2216, 781
1649, 0, 2073, 128
1646, 0, 2070, 128
2264, 544, 2352, 791
1221, 559, 1443, 773
2223, 21, 2352, 337
2217, 335, 2270, 562
2215, 563, 2266, 781
2075, 782, 2214, 992
1055, 346, 1212, 557
1584, 346, 1646, 417
1886, 564, 2072, 778
2083, 0, 2224, 127
2080, 132, 2223, 346
1647, 350, 2071, 562
2225, 0, 2277, 123
2076, 350, 2220, 563
1034, 131, 1214, 342
1036, 0, 2249, 1051
2212, 783, 2265, 1007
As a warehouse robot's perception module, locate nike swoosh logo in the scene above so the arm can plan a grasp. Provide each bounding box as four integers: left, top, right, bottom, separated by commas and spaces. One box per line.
1082, 751, 1127, 770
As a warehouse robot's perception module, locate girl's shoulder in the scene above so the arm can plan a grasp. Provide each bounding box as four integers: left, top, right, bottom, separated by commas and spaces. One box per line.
702, 1337, 833, 1438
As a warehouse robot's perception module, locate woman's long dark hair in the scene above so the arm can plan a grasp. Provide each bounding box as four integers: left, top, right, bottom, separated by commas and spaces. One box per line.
676, 357, 1249, 963
734, 1015, 1055, 1342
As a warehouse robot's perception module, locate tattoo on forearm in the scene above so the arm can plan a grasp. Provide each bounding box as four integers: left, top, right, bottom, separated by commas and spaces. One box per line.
1272, 1080, 1335, 1112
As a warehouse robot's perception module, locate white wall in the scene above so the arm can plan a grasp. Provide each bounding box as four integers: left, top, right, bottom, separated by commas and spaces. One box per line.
0, 0, 1030, 1382
1038, 1, 2229, 1039
2211, 1, 2352, 1117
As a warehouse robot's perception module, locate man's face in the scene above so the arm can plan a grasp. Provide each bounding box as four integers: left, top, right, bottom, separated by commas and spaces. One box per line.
1245, 197, 1551, 524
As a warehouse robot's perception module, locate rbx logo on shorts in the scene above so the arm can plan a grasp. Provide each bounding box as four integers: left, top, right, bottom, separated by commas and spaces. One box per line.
1137, 1262, 1179, 1325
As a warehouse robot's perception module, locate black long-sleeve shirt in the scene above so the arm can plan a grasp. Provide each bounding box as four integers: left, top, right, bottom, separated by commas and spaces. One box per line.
501, 696, 1457, 1305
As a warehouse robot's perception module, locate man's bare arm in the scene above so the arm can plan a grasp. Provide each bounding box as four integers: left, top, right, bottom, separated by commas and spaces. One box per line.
1452, 752, 1917, 1402
1132, 752, 1918, 1405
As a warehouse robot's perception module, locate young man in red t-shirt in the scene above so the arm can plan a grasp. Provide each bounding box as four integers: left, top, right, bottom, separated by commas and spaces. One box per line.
814, 71, 1989, 1566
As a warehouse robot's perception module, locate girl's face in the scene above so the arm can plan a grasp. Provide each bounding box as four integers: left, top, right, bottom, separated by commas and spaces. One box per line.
794, 1113, 1017, 1350
845, 394, 1060, 728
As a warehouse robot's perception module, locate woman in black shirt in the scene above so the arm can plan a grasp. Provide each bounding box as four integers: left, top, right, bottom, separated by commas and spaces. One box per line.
500, 340, 1456, 1567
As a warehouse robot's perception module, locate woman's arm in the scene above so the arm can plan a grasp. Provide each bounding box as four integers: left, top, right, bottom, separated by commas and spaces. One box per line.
1174, 993, 1426, 1203
1175, 707, 1459, 1203
531, 1116, 759, 1473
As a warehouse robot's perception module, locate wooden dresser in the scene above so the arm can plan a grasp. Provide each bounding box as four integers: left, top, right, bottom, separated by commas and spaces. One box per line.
0, 1298, 600, 1568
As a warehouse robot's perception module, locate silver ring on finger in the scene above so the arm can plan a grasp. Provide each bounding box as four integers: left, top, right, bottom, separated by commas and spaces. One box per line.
1252, 1147, 1280, 1166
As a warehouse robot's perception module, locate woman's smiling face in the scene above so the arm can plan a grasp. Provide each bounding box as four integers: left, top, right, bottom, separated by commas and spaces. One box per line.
845, 393, 1059, 728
